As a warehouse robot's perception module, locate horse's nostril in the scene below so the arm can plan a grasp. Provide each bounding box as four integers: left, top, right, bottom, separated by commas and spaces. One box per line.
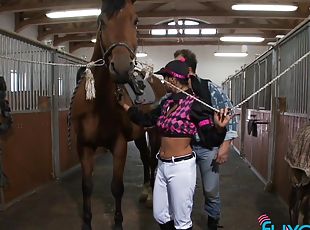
130, 61, 134, 68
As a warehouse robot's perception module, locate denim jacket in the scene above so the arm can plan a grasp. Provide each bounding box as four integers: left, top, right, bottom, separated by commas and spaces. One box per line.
208, 81, 238, 141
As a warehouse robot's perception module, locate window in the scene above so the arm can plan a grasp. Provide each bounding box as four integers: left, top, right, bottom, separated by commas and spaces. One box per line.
151, 19, 217, 36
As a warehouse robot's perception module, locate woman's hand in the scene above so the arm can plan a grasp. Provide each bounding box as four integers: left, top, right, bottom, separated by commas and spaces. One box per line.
214, 108, 231, 128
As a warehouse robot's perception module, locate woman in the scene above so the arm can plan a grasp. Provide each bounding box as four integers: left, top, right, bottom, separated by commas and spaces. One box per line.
119, 60, 230, 230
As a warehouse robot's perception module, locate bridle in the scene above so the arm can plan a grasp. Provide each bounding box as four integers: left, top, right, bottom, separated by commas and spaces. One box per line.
97, 13, 136, 64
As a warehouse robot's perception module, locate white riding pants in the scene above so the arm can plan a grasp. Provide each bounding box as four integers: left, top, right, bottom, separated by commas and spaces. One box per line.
153, 153, 196, 229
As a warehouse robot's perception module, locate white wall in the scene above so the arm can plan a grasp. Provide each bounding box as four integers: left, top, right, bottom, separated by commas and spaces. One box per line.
72, 47, 94, 61
0, 13, 38, 41
138, 45, 268, 85
0, 13, 14, 31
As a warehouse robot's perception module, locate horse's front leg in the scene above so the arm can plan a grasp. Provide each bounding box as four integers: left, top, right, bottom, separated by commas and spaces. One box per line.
111, 134, 127, 228
147, 128, 160, 189
134, 134, 151, 202
78, 143, 95, 230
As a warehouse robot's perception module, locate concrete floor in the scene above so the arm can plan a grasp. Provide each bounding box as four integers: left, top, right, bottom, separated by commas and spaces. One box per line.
0, 143, 289, 230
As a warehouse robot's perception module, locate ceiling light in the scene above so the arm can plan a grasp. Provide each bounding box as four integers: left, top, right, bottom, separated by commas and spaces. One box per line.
276, 35, 285, 39
220, 36, 265, 42
46, 9, 101, 19
151, 29, 166, 35
136, 52, 148, 58
214, 52, 248, 57
232, 4, 298, 12
201, 28, 217, 35
91, 38, 96, 43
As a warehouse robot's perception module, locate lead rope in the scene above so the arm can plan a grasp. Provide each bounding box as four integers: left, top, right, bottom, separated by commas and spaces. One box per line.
138, 50, 310, 114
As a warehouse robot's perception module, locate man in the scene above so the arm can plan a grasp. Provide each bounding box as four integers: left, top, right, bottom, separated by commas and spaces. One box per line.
174, 49, 238, 230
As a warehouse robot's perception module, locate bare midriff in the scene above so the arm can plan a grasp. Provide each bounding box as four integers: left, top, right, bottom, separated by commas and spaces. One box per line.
159, 136, 192, 159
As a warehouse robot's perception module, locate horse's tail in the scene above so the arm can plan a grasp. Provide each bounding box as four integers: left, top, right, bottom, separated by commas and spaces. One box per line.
67, 67, 86, 151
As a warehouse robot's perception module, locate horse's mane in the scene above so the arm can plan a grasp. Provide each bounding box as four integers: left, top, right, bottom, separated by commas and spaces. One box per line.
102, 0, 127, 19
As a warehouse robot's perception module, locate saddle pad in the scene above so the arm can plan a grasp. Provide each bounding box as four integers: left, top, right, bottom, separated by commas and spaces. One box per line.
124, 78, 156, 105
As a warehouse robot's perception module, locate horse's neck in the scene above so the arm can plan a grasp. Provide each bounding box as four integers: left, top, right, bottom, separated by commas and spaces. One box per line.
91, 60, 117, 109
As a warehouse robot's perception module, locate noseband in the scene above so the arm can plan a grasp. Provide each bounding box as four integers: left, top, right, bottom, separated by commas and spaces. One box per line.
97, 14, 136, 63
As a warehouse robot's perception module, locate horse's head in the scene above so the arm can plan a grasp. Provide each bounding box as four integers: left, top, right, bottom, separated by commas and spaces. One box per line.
97, 0, 138, 83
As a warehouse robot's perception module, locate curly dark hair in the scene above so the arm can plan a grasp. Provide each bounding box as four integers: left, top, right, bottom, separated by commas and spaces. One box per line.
174, 49, 197, 73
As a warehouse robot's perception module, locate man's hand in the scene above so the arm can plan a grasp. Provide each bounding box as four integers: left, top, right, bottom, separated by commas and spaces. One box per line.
118, 95, 130, 111
214, 108, 231, 128
216, 140, 232, 164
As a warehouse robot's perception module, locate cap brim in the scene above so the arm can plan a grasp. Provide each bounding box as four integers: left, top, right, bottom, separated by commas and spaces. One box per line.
154, 68, 168, 76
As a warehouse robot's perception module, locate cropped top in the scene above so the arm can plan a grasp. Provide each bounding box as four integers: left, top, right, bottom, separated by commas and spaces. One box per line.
127, 89, 215, 138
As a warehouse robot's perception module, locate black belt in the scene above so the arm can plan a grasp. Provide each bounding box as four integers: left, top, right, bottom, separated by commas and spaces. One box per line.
158, 152, 195, 163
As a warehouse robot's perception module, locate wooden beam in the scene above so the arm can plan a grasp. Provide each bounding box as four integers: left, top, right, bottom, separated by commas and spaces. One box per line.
139, 2, 167, 12
69, 39, 269, 52
54, 34, 94, 46
38, 24, 97, 41
140, 40, 269, 46
17, 13, 296, 31
0, 0, 232, 13
138, 23, 294, 31
53, 32, 277, 46
69, 41, 94, 53
1, 0, 309, 12
38, 21, 292, 41
17, 9, 310, 32
138, 10, 308, 19
16, 15, 97, 32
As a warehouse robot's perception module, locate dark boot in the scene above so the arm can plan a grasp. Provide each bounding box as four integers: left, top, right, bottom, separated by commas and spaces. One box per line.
159, 220, 175, 230
208, 216, 219, 230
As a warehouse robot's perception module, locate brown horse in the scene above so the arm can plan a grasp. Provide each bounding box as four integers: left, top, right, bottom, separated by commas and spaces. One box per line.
70, 0, 165, 229
286, 123, 310, 225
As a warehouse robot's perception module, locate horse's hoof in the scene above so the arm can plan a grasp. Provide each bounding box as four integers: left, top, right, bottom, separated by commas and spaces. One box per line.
144, 185, 153, 208
113, 223, 123, 230
114, 211, 123, 225
145, 192, 153, 209
82, 222, 92, 230
139, 184, 149, 203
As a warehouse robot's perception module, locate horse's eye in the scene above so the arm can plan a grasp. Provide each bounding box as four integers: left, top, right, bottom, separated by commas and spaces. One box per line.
134, 18, 139, 26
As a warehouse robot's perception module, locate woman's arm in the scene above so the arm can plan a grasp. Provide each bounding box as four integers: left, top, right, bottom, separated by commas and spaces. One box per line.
119, 95, 162, 127
191, 102, 230, 148
127, 105, 161, 127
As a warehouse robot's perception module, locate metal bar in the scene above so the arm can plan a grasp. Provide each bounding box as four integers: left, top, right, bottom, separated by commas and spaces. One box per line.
266, 49, 279, 191
50, 52, 61, 179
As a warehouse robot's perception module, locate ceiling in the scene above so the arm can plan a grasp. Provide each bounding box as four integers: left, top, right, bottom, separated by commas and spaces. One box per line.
0, 0, 309, 53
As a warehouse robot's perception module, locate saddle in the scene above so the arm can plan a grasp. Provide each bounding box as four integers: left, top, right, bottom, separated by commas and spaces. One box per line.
124, 69, 156, 105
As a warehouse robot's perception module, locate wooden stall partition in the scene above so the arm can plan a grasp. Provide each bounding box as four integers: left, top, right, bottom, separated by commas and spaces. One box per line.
1, 112, 53, 204
243, 110, 271, 182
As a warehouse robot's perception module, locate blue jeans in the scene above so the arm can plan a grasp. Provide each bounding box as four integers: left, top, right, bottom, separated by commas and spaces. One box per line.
193, 145, 221, 220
